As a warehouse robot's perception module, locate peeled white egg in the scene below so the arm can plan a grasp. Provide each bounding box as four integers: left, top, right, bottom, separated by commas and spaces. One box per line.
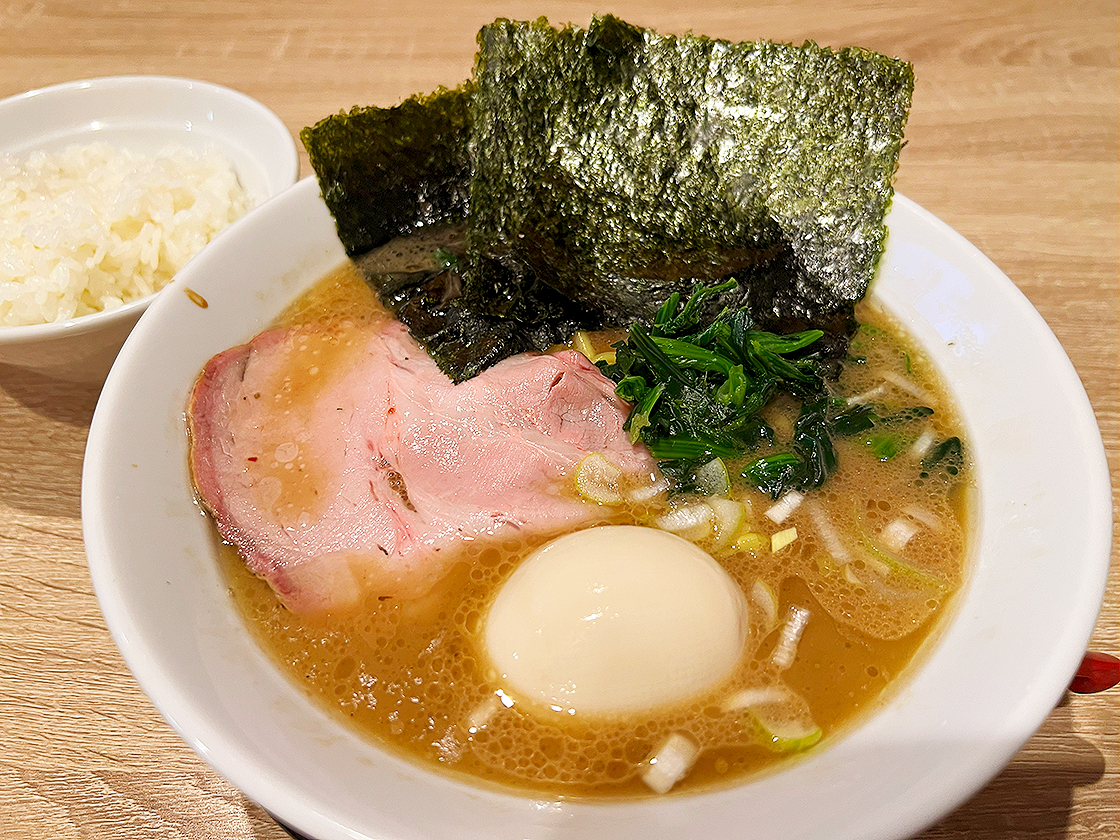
483, 525, 749, 717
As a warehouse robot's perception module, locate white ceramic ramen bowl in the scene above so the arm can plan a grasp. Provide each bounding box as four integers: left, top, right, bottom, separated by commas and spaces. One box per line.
0, 75, 299, 383
81, 176, 1112, 840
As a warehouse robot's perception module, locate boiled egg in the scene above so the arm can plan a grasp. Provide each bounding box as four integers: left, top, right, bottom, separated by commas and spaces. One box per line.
483, 525, 748, 717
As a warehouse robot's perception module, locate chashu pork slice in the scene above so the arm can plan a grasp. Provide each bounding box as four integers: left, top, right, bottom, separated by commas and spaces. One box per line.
188, 318, 656, 613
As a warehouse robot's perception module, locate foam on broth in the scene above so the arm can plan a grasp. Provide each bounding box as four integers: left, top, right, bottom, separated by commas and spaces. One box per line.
218, 261, 970, 797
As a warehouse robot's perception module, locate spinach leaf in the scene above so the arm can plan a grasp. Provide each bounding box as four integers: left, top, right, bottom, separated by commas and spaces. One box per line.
599, 281, 830, 490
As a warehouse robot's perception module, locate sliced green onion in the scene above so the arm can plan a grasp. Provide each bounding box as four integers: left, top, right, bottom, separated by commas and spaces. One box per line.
770, 605, 810, 670
879, 517, 919, 553
708, 497, 747, 550
765, 490, 804, 524
693, 457, 731, 497
751, 710, 823, 754
640, 732, 700, 794
750, 579, 779, 631
574, 452, 623, 504
771, 526, 798, 553
654, 502, 714, 540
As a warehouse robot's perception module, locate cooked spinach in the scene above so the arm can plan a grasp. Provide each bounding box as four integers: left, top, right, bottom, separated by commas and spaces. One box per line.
738, 400, 956, 497
921, 436, 964, 477
600, 282, 959, 498
599, 282, 827, 486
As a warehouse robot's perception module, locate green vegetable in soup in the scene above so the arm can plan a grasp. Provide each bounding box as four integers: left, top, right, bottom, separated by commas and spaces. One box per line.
599, 281, 826, 491
601, 281, 963, 498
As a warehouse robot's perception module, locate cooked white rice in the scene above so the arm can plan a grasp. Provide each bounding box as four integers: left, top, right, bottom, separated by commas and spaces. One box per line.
0, 141, 251, 327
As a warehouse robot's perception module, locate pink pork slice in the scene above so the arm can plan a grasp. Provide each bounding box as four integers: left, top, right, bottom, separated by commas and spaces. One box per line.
188, 318, 656, 613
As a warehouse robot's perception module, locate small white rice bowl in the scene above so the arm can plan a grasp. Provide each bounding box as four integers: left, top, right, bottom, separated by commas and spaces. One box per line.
0, 76, 299, 382
1, 141, 252, 326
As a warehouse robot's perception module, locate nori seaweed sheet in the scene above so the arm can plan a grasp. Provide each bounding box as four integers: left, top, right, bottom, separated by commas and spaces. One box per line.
467, 15, 913, 337
365, 235, 597, 382
301, 15, 913, 381
300, 84, 473, 257
303, 79, 598, 380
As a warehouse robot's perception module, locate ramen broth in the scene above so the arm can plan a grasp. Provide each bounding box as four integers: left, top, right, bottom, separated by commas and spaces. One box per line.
218, 262, 969, 797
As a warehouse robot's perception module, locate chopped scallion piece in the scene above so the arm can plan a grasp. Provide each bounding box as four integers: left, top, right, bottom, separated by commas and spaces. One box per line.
640, 732, 700, 794
771, 527, 799, 553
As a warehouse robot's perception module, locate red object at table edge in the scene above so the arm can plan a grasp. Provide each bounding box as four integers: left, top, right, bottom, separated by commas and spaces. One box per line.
1070, 651, 1120, 694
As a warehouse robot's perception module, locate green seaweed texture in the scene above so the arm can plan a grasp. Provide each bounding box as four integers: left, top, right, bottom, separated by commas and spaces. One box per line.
302, 15, 914, 381
301, 84, 473, 257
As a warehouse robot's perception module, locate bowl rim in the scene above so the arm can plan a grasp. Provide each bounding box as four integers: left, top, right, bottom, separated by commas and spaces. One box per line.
0, 295, 152, 343
81, 177, 1113, 840
0, 74, 299, 341
1, 72, 295, 111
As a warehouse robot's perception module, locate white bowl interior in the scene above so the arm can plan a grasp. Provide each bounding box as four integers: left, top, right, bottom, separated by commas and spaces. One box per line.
81, 178, 1112, 840
0, 75, 300, 381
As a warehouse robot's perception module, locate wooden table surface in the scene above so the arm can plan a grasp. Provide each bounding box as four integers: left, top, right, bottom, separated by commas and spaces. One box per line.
0, 1, 1116, 838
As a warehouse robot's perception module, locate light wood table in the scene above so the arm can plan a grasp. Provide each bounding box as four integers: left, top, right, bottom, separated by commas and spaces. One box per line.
1, 2, 1116, 838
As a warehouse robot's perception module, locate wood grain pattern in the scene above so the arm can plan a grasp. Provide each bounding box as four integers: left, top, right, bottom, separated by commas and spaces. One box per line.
0, 1, 1115, 838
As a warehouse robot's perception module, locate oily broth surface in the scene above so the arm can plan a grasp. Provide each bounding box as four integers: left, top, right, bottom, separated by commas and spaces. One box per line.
220, 263, 970, 797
